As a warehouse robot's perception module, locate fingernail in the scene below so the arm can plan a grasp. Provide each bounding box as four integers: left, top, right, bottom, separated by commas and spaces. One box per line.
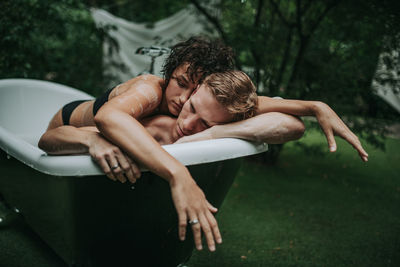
180, 236, 185, 241
210, 245, 215, 251
217, 238, 222, 243
197, 245, 203, 250
330, 146, 335, 152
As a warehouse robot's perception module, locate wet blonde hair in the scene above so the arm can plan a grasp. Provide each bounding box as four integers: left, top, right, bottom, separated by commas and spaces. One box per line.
204, 70, 258, 121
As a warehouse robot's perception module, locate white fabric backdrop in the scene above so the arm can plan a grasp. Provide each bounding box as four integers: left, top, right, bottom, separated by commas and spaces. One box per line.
372, 49, 400, 113
91, 6, 215, 86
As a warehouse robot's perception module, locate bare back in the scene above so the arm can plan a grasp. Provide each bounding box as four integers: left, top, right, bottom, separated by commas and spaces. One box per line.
47, 75, 164, 130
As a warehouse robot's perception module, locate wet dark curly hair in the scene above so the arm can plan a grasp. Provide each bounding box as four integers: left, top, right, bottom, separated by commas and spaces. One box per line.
161, 36, 235, 89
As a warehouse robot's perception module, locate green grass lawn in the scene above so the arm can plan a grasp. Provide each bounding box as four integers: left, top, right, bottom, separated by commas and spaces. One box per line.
1, 132, 399, 266
188, 132, 400, 267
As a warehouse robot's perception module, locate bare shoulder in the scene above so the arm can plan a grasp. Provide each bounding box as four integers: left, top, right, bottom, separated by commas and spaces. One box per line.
137, 74, 163, 84
104, 75, 165, 118
111, 74, 164, 99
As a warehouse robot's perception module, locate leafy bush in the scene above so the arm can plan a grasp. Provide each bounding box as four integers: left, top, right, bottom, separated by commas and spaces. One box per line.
0, 0, 107, 95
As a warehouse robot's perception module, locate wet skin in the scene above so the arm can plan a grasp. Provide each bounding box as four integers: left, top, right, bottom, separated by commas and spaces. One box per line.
154, 84, 235, 142
174, 84, 233, 139
160, 63, 199, 116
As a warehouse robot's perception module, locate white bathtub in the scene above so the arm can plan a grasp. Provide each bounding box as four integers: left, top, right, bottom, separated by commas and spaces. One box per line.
0, 79, 268, 267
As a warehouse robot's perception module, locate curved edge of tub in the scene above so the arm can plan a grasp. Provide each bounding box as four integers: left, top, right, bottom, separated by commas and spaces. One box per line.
0, 78, 94, 99
0, 126, 267, 177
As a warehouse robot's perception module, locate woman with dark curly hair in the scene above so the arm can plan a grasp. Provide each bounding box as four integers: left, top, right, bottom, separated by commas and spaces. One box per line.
39, 36, 368, 252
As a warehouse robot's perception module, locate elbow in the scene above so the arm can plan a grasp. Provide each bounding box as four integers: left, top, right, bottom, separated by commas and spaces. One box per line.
289, 117, 305, 141
94, 107, 128, 134
94, 107, 112, 130
272, 114, 305, 144
38, 132, 52, 152
38, 134, 47, 151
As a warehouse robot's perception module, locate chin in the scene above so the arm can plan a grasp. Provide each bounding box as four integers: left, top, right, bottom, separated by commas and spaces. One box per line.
169, 105, 178, 116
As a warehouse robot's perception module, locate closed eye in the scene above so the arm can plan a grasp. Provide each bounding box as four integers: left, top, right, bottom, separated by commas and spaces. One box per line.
201, 120, 209, 128
190, 100, 210, 128
172, 76, 188, 89
178, 80, 187, 88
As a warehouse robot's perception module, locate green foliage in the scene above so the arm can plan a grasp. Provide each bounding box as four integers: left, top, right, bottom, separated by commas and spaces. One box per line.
1, 0, 398, 157
191, 0, 400, 158
0, 0, 107, 95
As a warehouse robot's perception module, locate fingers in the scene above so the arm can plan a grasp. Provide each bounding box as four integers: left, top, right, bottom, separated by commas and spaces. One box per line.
323, 129, 337, 152
126, 156, 142, 181
116, 153, 137, 183
206, 200, 218, 213
106, 154, 126, 183
105, 149, 142, 184
89, 137, 142, 182
205, 209, 222, 245
96, 157, 116, 181
188, 208, 221, 252
188, 211, 203, 251
170, 180, 222, 252
198, 213, 215, 251
178, 212, 187, 241
342, 132, 369, 162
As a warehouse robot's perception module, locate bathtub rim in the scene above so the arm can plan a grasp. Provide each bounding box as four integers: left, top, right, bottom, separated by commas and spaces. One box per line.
0, 127, 267, 176
0, 78, 268, 177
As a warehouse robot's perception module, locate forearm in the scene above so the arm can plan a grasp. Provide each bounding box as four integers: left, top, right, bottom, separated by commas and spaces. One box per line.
38, 126, 99, 155
176, 112, 305, 144
213, 112, 304, 143
257, 96, 321, 117
95, 108, 188, 183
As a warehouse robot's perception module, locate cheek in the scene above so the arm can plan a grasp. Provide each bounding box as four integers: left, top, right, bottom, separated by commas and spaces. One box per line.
179, 90, 192, 103
198, 124, 208, 132
168, 81, 182, 96
191, 122, 206, 134
179, 109, 188, 120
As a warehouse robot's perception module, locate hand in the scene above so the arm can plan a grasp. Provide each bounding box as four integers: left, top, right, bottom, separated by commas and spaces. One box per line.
88, 133, 141, 183
314, 102, 369, 162
169, 170, 222, 252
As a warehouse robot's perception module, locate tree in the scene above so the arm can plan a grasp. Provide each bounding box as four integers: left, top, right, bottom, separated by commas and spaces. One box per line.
190, 0, 400, 162
0, 0, 106, 95
2, 0, 399, 162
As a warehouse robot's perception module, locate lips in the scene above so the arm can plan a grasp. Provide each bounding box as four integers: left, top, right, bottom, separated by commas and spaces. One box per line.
177, 102, 183, 111
177, 124, 184, 137
172, 101, 182, 114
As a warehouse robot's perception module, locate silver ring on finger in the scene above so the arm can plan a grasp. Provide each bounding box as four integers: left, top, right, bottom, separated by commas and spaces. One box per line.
189, 219, 199, 225
111, 164, 119, 170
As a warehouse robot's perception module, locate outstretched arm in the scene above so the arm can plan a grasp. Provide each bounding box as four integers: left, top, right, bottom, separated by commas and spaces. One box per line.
175, 112, 305, 144
256, 96, 369, 162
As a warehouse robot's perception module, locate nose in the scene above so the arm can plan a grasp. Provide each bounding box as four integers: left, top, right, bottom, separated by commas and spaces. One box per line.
179, 88, 195, 106
182, 114, 199, 135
